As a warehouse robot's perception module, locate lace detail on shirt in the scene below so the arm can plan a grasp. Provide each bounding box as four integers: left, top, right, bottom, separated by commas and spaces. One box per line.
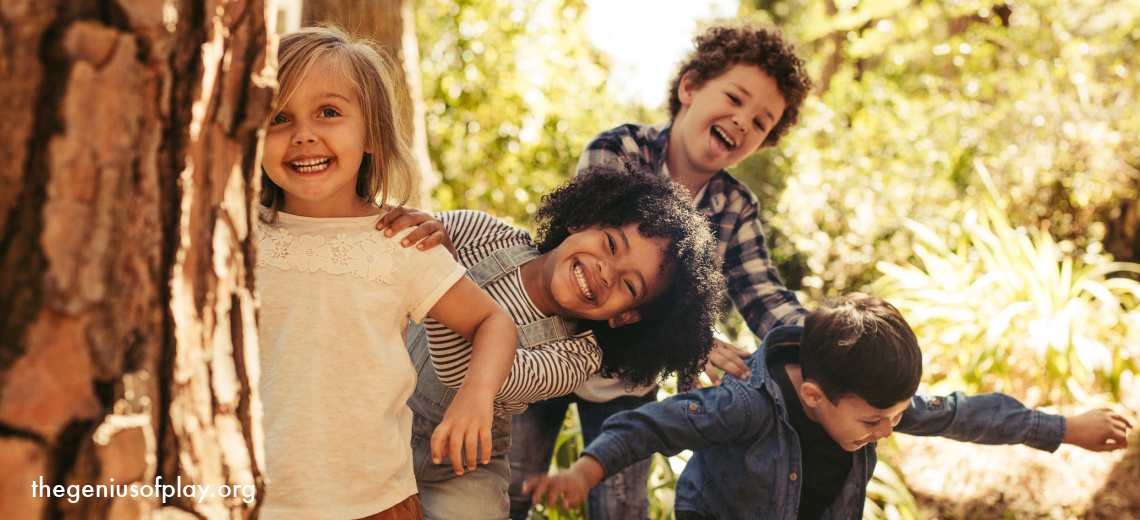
257, 223, 397, 285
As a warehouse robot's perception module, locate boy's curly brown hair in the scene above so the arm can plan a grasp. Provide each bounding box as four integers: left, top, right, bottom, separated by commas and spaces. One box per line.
534, 163, 725, 391
668, 24, 812, 148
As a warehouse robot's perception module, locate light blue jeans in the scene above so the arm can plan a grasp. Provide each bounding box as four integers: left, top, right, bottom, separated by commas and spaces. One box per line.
506, 392, 656, 520
407, 323, 512, 520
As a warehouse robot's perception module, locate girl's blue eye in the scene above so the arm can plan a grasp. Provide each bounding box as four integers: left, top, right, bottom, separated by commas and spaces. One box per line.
270, 113, 289, 125
320, 107, 340, 117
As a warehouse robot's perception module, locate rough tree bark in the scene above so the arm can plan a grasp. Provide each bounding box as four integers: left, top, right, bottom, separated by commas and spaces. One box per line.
301, 0, 436, 209
0, 0, 273, 519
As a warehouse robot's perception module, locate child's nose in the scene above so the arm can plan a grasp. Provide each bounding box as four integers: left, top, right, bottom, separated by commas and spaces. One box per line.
873, 422, 893, 441
597, 261, 612, 287
292, 123, 317, 145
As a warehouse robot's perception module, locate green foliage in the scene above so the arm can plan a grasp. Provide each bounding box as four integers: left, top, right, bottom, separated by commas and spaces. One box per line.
863, 451, 921, 520
415, 0, 657, 227
873, 167, 1140, 404
732, 0, 1140, 298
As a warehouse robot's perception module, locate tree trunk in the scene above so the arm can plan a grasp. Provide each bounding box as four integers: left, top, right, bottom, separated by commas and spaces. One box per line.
0, 1, 272, 519
302, 0, 436, 210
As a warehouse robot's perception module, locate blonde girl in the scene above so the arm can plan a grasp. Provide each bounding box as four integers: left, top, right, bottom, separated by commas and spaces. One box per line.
256, 25, 516, 520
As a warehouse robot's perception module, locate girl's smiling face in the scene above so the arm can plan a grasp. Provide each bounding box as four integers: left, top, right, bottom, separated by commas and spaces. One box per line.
530, 222, 676, 326
262, 62, 373, 218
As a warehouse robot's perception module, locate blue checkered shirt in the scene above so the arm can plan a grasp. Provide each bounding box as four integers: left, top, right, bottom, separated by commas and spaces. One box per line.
577, 121, 806, 337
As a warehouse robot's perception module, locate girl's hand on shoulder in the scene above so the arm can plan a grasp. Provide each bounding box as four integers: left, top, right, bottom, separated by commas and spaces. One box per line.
376, 206, 457, 259
1063, 407, 1133, 452
431, 390, 494, 475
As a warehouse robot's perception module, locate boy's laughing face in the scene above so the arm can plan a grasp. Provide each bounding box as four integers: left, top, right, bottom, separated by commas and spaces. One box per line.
799, 380, 911, 452
671, 64, 787, 177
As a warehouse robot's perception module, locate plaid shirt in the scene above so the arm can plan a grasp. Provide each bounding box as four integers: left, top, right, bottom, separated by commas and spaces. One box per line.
577, 121, 806, 337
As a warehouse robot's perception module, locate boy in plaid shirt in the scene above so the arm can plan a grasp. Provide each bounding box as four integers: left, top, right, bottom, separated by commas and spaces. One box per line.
507, 24, 816, 520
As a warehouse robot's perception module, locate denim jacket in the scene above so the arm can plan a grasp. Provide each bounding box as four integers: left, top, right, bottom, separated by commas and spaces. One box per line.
582, 325, 1067, 520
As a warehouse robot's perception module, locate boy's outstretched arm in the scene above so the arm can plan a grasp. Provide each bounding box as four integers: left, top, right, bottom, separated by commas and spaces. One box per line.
377, 206, 458, 258
427, 277, 517, 475
523, 455, 606, 509
1062, 408, 1133, 452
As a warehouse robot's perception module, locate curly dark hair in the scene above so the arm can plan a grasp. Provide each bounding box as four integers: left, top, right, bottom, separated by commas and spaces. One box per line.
534, 163, 725, 390
668, 24, 812, 148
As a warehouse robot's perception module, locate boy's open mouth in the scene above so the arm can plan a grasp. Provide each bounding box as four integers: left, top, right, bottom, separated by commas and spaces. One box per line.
291, 157, 331, 173
573, 262, 595, 301
712, 125, 737, 150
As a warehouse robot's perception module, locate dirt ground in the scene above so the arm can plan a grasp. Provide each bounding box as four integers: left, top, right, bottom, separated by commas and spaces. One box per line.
887, 376, 1140, 519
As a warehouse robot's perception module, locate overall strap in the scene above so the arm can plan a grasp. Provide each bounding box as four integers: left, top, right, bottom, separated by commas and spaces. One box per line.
517, 316, 577, 350
464, 243, 578, 349
465, 244, 541, 286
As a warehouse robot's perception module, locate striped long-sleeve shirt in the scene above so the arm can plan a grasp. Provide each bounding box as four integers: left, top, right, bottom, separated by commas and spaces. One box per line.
423, 210, 602, 416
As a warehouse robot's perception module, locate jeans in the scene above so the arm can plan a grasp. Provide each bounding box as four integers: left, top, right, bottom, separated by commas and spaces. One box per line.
506, 391, 658, 520
411, 412, 512, 520
407, 322, 513, 520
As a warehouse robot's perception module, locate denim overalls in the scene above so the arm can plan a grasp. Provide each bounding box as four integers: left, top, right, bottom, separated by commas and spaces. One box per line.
406, 244, 576, 520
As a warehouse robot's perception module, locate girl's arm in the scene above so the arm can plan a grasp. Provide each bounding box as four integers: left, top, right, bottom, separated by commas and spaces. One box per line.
427, 277, 516, 475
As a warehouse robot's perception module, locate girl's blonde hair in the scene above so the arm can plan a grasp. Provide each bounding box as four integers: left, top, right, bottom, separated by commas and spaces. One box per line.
261, 24, 415, 215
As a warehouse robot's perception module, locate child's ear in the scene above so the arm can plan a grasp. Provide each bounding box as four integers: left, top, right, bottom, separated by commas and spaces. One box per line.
608, 310, 641, 328
678, 71, 699, 107
799, 381, 827, 409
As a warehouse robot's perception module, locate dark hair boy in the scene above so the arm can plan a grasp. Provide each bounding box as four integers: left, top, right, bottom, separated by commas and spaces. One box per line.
523, 294, 1132, 520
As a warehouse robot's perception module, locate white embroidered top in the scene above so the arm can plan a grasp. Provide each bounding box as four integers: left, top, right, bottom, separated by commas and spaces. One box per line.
255, 209, 465, 520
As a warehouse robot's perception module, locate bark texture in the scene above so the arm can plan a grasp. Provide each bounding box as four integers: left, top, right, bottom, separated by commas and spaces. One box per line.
0, 0, 273, 518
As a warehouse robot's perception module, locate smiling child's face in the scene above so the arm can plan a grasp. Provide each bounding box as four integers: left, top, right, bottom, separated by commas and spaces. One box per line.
533, 222, 676, 326
262, 61, 371, 218
803, 387, 911, 452
670, 63, 787, 177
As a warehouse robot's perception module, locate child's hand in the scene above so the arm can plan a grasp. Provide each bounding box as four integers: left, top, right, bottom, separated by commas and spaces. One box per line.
1062, 408, 1133, 452
431, 390, 494, 475
376, 206, 457, 258
522, 457, 604, 510
692, 338, 752, 388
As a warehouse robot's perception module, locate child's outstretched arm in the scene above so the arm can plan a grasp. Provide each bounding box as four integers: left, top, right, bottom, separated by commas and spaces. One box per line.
427, 277, 516, 475
377, 206, 457, 258
1062, 408, 1133, 452
523, 455, 605, 510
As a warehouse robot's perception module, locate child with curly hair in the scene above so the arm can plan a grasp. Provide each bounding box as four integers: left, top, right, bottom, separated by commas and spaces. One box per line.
404, 163, 725, 520
506, 23, 816, 519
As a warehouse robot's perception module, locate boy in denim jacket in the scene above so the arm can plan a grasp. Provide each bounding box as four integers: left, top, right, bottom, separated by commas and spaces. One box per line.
523, 294, 1132, 520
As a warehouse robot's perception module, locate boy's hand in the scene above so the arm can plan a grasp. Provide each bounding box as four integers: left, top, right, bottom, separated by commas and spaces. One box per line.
377, 206, 458, 259
692, 338, 752, 388
431, 390, 494, 475
1062, 408, 1133, 452
523, 456, 605, 510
